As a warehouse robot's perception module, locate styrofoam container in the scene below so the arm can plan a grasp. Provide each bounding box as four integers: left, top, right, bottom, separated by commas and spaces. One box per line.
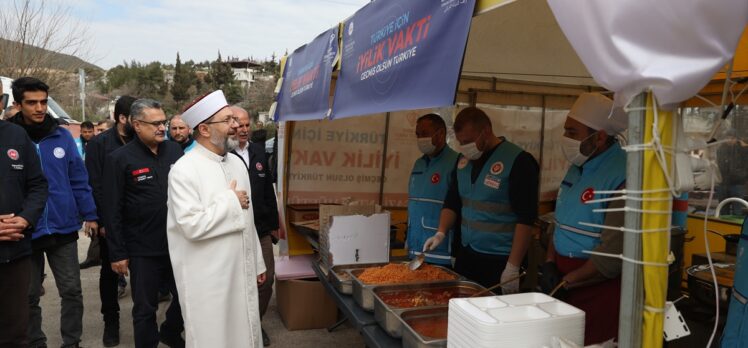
497, 292, 556, 306
447, 293, 585, 348
466, 296, 507, 310
487, 305, 551, 322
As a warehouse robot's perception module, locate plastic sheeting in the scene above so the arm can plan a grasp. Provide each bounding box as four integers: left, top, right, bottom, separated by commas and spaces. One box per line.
547, 0, 748, 108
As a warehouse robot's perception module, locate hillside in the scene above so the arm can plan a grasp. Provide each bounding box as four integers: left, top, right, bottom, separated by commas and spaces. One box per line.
0, 37, 101, 72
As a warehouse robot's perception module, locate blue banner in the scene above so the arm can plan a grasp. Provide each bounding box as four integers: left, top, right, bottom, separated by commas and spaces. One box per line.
276, 26, 338, 121
331, 0, 476, 119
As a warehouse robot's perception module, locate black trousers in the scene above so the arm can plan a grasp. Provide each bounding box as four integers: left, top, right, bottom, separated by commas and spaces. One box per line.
454, 245, 509, 291
0, 256, 31, 348
129, 256, 183, 348
99, 237, 120, 324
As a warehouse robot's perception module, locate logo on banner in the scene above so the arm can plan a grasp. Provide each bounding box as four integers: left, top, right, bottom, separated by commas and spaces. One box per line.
580, 188, 595, 203
348, 21, 354, 36
256, 162, 264, 171
457, 157, 468, 169
431, 173, 440, 184
7, 149, 19, 160
53, 147, 65, 159
490, 161, 504, 175
441, 0, 470, 13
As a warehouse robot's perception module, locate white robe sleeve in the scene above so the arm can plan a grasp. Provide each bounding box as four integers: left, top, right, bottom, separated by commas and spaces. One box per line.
254, 232, 266, 276
168, 164, 245, 241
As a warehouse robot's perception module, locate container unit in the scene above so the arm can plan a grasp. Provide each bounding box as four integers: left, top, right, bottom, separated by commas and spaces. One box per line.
400, 307, 449, 348
328, 262, 390, 295
349, 265, 462, 311
447, 292, 584, 348
372, 281, 486, 337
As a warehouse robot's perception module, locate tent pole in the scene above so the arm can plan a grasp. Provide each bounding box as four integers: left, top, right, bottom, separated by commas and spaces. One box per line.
618, 92, 646, 347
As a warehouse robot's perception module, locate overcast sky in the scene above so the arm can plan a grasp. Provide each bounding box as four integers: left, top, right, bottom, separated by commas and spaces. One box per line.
63, 0, 370, 69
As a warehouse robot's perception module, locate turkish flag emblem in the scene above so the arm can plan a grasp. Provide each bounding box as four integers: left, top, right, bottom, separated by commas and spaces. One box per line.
580, 188, 595, 203
7, 149, 19, 161
431, 173, 441, 184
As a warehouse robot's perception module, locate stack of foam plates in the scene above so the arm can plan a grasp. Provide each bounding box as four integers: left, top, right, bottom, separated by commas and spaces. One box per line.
448, 292, 584, 348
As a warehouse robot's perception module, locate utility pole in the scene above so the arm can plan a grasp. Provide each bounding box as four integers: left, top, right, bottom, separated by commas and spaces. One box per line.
618, 92, 646, 347
79, 68, 86, 121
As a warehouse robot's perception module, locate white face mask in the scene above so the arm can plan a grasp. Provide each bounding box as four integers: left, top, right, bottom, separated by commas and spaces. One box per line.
561, 132, 598, 166
460, 142, 483, 160
417, 137, 436, 155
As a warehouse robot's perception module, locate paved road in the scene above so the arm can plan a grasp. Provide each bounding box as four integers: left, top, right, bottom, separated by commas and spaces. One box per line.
36, 233, 364, 347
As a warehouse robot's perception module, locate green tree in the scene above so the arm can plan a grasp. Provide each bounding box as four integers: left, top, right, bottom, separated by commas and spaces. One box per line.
171, 52, 191, 104
209, 52, 242, 104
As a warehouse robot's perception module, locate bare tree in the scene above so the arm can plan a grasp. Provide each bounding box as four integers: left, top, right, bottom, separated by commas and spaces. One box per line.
0, 0, 95, 95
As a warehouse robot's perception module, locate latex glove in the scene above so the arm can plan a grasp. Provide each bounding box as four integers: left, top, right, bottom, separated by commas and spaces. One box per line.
500, 262, 520, 294
538, 261, 561, 294
422, 232, 445, 252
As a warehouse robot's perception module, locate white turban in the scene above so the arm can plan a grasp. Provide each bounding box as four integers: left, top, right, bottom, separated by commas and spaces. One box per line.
568, 93, 627, 135
181, 90, 229, 129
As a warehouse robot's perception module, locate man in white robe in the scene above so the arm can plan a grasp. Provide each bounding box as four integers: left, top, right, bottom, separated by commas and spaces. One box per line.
166, 90, 266, 348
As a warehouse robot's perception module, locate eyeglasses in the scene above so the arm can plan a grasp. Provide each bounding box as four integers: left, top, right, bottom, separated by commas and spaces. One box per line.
203, 116, 239, 125
136, 119, 167, 127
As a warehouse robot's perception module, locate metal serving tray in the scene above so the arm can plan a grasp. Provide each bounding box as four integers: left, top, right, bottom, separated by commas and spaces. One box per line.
400, 307, 449, 348
328, 262, 390, 295
349, 265, 462, 312
373, 281, 485, 338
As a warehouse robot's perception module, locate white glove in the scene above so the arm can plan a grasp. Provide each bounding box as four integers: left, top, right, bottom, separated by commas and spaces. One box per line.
422, 232, 446, 252
500, 262, 520, 294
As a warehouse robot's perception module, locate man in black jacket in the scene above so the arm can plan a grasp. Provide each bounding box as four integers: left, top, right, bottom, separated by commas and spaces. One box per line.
105, 99, 184, 348
229, 105, 278, 347
85, 95, 137, 346
0, 118, 48, 347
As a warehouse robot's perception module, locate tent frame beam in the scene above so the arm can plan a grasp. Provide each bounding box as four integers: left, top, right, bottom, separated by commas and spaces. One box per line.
619, 92, 646, 347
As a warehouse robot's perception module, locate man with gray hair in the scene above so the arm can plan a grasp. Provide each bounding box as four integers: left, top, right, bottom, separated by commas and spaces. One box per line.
104, 99, 185, 347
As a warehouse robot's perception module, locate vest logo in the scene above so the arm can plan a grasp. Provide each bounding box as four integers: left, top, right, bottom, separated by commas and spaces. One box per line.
7, 149, 19, 161
484, 176, 500, 189
256, 162, 264, 171
131, 168, 150, 176
457, 157, 469, 169
490, 161, 504, 175
431, 173, 440, 184
53, 147, 65, 159
580, 188, 595, 203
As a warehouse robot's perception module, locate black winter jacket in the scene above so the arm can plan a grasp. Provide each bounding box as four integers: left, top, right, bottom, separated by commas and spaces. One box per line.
0, 120, 48, 263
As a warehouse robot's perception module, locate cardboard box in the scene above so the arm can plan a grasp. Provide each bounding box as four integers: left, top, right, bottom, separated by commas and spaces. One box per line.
318, 204, 390, 268
287, 204, 320, 222
276, 278, 338, 330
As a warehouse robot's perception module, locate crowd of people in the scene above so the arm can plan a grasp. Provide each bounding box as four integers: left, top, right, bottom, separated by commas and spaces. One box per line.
0, 77, 277, 348
0, 74, 664, 348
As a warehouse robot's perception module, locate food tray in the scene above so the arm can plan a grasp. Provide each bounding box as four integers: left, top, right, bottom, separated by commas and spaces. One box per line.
350, 264, 462, 312
373, 281, 485, 338
400, 307, 449, 348
328, 262, 390, 295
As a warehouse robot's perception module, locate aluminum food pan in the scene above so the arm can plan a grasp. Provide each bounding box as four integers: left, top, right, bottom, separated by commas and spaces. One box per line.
400, 307, 449, 348
349, 265, 462, 312
328, 262, 390, 295
373, 281, 485, 338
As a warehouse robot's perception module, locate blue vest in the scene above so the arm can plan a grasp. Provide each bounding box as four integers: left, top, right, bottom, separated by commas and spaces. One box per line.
457, 140, 522, 256
553, 142, 626, 259
721, 218, 748, 347
407, 147, 458, 265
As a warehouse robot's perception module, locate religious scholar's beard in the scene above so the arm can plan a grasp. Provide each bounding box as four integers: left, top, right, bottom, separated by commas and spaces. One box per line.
209, 129, 239, 153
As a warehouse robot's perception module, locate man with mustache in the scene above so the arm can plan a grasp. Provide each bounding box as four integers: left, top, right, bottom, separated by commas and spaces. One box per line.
104, 99, 185, 348
167, 90, 266, 347
85, 95, 137, 346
